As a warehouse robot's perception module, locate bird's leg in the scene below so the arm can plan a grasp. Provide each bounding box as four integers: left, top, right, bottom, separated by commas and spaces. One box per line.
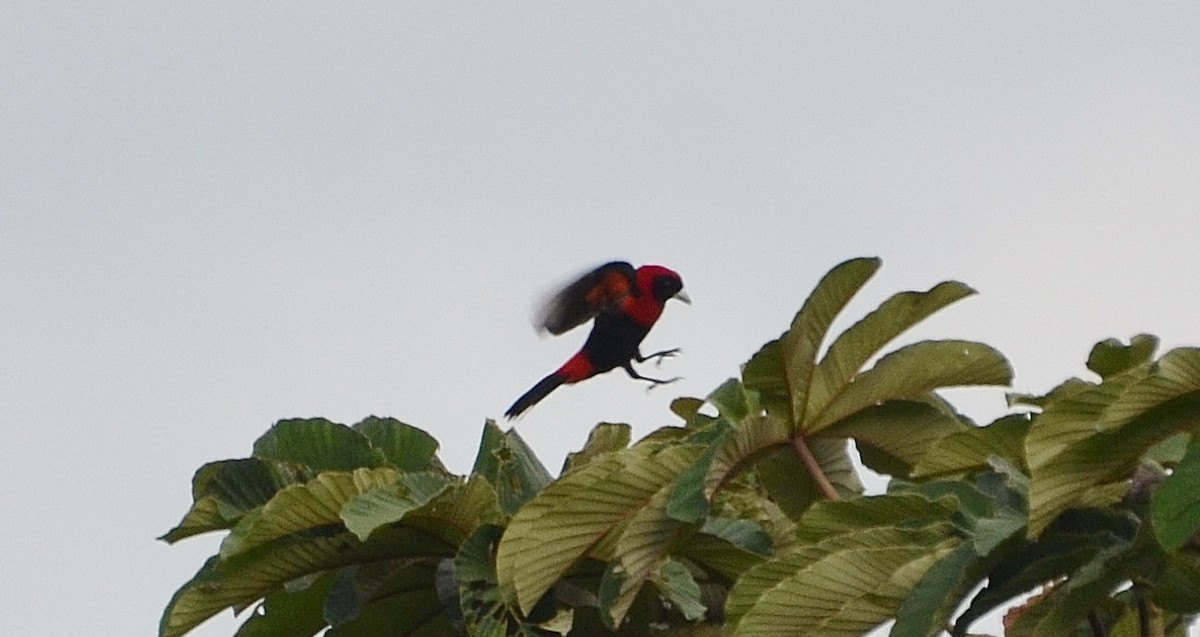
637, 347, 680, 367
622, 362, 681, 390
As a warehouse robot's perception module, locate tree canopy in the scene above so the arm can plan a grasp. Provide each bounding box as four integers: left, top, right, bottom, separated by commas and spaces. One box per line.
160, 258, 1200, 637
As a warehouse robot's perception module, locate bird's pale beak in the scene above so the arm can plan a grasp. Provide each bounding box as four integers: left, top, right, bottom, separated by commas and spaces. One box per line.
674, 290, 691, 305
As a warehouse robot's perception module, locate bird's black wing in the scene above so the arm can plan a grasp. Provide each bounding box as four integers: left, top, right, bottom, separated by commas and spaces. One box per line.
535, 261, 637, 335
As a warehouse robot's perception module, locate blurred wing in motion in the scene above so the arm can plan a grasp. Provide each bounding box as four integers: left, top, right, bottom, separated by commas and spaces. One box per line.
535, 261, 637, 335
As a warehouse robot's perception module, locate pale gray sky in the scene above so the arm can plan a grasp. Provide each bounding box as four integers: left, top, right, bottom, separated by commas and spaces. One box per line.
3, 4, 1199, 636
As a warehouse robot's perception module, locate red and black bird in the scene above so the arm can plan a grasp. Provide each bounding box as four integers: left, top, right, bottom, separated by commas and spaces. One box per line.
504, 261, 690, 419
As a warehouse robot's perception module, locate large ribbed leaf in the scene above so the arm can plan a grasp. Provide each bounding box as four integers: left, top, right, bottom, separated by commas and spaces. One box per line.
728, 523, 961, 637
220, 468, 403, 557
792, 493, 959, 543
395, 475, 504, 547
890, 542, 981, 637
472, 420, 553, 516
912, 414, 1030, 479
757, 438, 862, 518
604, 485, 690, 625
1027, 348, 1200, 535
496, 444, 705, 615
742, 258, 881, 423
456, 524, 560, 637
161, 458, 295, 543
822, 399, 970, 478
253, 419, 382, 473
159, 526, 452, 637
780, 257, 882, 424
338, 472, 455, 541
807, 340, 1012, 434
805, 281, 976, 425
704, 415, 791, 497
351, 417, 444, 472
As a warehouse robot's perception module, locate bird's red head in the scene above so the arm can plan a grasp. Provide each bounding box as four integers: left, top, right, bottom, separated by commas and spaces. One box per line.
629, 265, 689, 325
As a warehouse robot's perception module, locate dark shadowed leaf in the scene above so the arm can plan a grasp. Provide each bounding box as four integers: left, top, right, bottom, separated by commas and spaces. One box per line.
233, 573, 333, 637
1152, 435, 1200, 551
162, 458, 294, 543
757, 437, 863, 518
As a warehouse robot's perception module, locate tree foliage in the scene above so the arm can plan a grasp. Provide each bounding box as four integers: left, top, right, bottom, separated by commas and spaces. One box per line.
161, 258, 1200, 637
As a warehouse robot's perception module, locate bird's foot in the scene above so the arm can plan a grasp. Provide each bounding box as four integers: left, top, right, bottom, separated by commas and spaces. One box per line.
640, 348, 681, 367
644, 376, 682, 392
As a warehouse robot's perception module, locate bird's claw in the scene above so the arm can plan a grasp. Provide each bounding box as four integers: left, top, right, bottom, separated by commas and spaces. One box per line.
645, 376, 682, 392
642, 348, 681, 368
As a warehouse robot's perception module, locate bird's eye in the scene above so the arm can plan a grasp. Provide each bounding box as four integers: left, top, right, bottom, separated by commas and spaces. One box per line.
651, 275, 682, 302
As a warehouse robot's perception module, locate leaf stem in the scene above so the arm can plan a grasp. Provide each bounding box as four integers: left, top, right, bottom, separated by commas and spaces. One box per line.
791, 432, 841, 501
1138, 596, 1164, 637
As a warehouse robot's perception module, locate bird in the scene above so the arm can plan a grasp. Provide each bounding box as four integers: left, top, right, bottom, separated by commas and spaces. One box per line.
504, 261, 690, 419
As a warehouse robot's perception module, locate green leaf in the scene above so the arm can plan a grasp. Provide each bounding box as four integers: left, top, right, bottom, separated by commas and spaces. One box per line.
563, 422, 631, 473
705, 415, 791, 498
808, 340, 1012, 434
757, 438, 863, 518
741, 258, 883, 424
781, 257, 882, 425
159, 526, 452, 637
708, 378, 754, 422
670, 397, 706, 420
952, 510, 1137, 635
233, 573, 333, 637
1151, 551, 1200, 613
1086, 334, 1158, 379
728, 523, 960, 636
793, 493, 960, 543
496, 444, 705, 616
472, 420, 553, 516
605, 470, 699, 625
351, 417, 444, 472
742, 339, 790, 419
890, 542, 981, 637
1027, 348, 1200, 536
397, 474, 504, 547
1152, 434, 1200, 551
220, 467, 403, 558
654, 560, 707, 622
253, 419, 381, 472
912, 414, 1030, 479
161, 459, 293, 543
823, 399, 970, 478
339, 472, 455, 542
457, 524, 561, 637
323, 562, 451, 636
700, 517, 773, 557
806, 280, 976, 425
1005, 539, 1136, 637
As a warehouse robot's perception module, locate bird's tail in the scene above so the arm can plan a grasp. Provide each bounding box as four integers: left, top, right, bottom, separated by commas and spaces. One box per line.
505, 372, 567, 419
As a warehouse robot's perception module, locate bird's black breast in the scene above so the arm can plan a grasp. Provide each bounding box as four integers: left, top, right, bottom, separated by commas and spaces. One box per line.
579, 312, 651, 373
